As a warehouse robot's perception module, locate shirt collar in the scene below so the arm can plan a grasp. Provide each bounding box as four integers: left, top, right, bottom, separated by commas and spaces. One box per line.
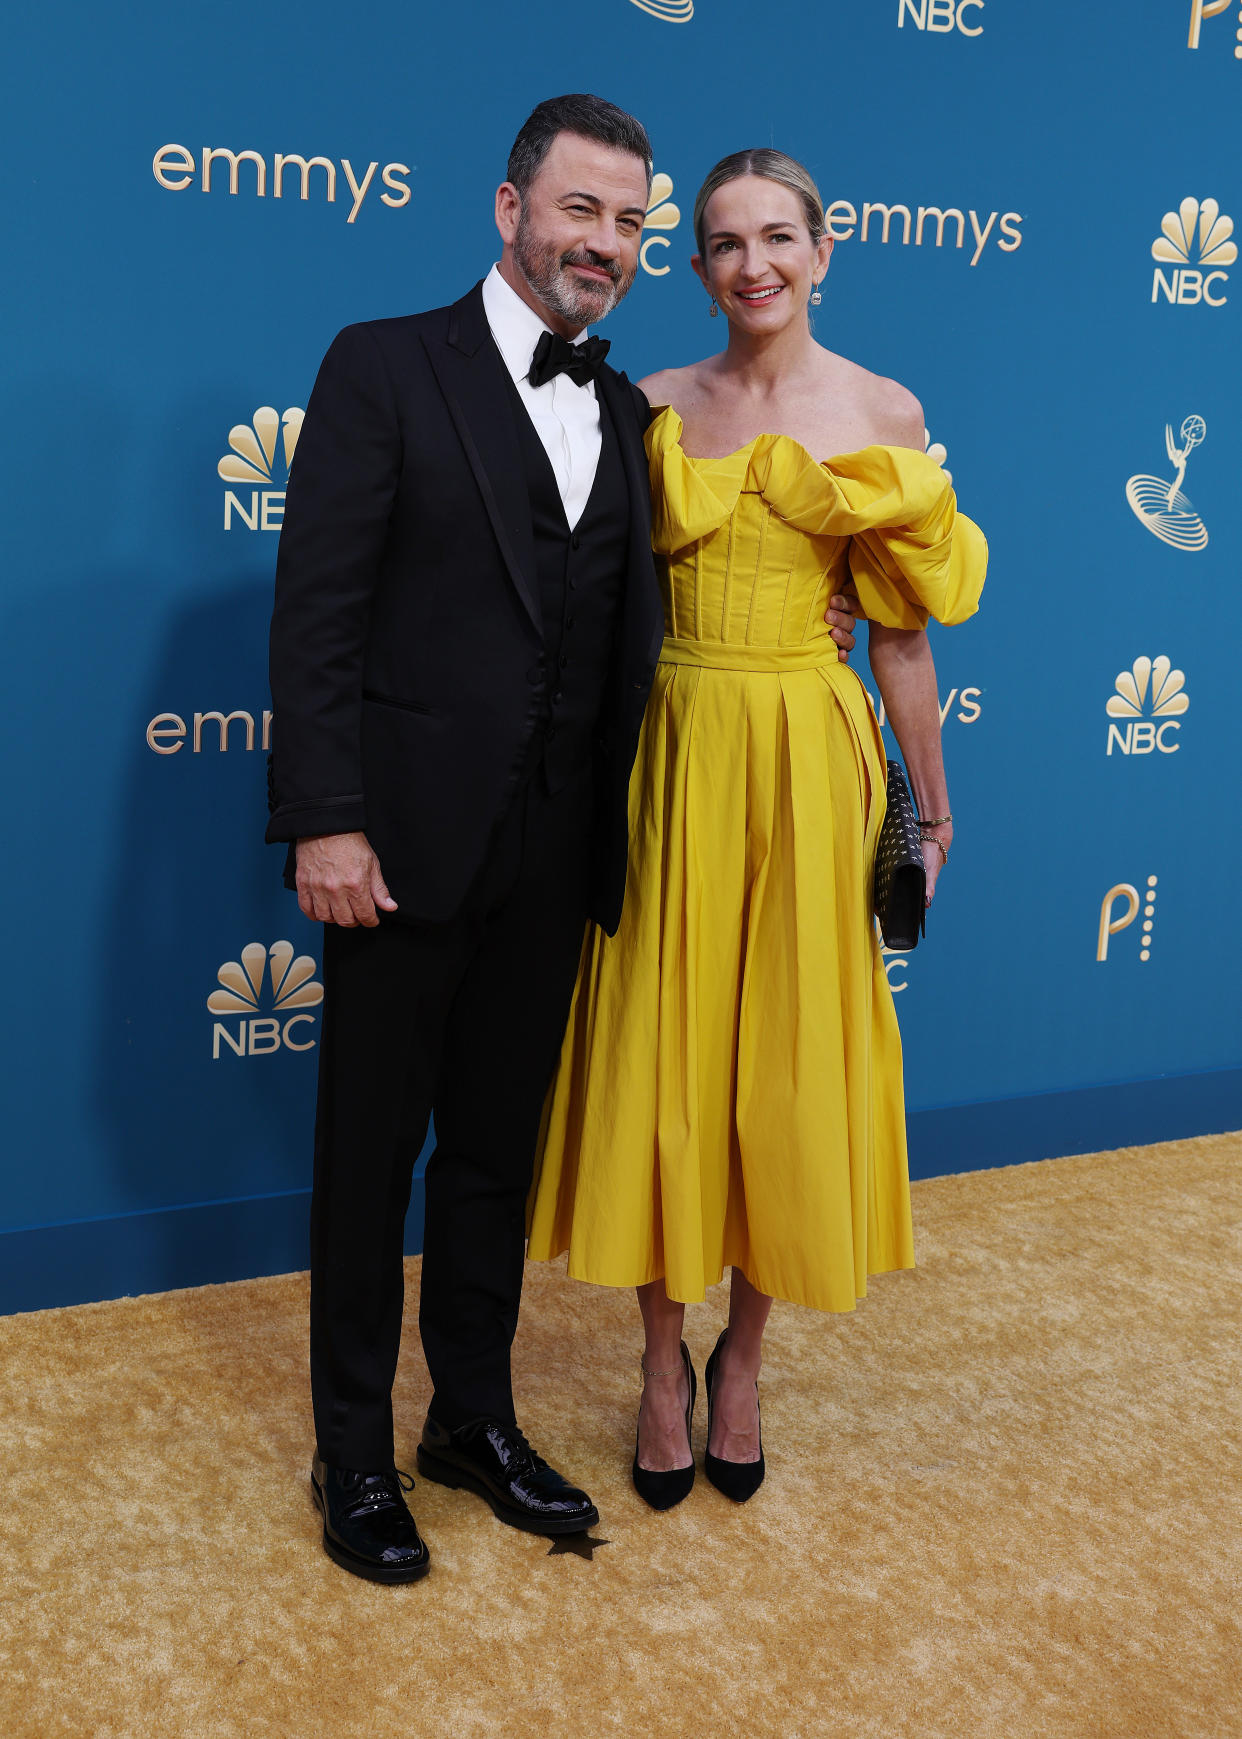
481, 264, 589, 387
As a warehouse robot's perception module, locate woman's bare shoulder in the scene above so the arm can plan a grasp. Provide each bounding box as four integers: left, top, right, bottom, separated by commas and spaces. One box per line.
635, 360, 713, 411
823, 350, 925, 452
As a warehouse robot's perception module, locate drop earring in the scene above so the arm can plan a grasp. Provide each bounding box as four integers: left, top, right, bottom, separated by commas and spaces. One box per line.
709, 296, 719, 318
809, 280, 823, 307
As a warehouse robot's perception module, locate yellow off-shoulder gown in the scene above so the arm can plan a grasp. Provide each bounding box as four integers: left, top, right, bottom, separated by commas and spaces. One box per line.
526, 407, 988, 1313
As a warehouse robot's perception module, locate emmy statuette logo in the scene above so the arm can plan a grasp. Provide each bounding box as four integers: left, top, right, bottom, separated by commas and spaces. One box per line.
641, 174, 680, 276
1186, 0, 1241, 54
628, 0, 693, 18
1097, 877, 1159, 963
897, 0, 984, 34
220, 406, 304, 532
1125, 416, 1209, 551
1105, 656, 1189, 756
1151, 198, 1235, 306
208, 941, 323, 1058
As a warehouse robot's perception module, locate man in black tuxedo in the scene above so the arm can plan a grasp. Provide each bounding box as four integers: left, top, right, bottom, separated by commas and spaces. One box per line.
270, 93, 857, 1583
266, 94, 664, 1582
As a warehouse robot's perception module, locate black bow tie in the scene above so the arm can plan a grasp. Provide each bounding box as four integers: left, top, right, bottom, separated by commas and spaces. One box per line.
528, 329, 610, 389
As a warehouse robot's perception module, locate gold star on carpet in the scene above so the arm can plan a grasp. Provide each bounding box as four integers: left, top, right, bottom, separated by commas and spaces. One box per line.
546, 1532, 611, 1560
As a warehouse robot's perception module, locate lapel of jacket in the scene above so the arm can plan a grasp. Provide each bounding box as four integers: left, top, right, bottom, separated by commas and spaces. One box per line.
421, 282, 541, 636
597, 367, 666, 672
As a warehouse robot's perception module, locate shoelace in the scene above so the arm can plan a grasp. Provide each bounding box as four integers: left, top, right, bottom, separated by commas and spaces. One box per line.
344, 1467, 414, 1517
484, 1423, 548, 1476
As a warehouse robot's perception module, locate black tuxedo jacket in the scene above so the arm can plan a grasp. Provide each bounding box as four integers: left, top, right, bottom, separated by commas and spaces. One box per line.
266, 282, 665, 931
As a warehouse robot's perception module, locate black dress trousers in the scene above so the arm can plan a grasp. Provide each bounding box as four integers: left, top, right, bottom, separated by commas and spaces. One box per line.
309, 762, 594, 1469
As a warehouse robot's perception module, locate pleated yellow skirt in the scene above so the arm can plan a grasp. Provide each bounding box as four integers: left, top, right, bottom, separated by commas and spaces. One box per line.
527, 636, 915, 1314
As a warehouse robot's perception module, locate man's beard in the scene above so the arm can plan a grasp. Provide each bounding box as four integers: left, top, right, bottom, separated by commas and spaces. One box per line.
513, 207, 636, 329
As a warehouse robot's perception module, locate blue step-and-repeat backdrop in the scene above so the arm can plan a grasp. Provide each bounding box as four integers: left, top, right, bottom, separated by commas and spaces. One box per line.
3, 1, 1239, 1310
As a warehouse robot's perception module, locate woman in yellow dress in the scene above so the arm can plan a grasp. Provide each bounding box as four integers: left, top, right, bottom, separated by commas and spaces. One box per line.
527, 149, 987, 1507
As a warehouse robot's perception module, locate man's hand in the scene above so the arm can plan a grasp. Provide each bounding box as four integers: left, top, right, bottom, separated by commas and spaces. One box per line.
825, 584, 863, 662
295, 831, 397, 928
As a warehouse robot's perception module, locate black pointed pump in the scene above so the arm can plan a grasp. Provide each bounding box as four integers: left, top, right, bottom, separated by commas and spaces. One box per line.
632, 1340, 697, 1511
703, 1329, 765, 1502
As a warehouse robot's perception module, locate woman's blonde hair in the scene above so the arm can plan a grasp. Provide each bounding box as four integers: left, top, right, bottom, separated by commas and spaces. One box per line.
692, 148, 827, 256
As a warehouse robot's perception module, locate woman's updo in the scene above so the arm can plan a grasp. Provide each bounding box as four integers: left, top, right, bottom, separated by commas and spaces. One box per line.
692, 148, 827, 256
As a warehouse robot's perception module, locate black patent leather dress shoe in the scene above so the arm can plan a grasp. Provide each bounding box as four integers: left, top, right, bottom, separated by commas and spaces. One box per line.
310, 1453, 431, 1583
417, 1416, 599, 1536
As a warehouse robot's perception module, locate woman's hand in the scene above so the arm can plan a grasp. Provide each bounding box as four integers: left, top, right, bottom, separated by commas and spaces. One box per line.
920, 824, 952, 905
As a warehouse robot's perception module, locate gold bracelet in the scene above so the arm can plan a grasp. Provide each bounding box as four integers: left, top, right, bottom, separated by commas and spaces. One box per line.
918, 813, 953, 828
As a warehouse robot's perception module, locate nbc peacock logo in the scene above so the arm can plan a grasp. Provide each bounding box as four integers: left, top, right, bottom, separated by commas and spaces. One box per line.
641, 173, 680, 276
1105, 656, 1189, 757
628, 0, 693, 19
219, 406, 304, 531
1150, 197, 1235, 306
208, 940, 323, 1058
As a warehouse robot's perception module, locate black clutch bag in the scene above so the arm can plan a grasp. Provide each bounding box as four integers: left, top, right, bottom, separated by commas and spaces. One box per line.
873, 760, 926, 951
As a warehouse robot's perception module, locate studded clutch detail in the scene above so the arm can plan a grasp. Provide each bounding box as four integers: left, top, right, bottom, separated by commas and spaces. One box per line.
873, 760, 926, 952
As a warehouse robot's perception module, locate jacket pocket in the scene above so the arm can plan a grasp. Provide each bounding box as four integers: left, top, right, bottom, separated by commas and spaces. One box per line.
363, 688, 436, 716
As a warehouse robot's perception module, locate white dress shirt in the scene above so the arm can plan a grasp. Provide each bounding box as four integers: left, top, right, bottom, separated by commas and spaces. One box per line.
481, 264, 602, 531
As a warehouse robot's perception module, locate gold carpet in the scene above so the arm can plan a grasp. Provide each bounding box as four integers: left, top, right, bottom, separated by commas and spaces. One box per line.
1, 1133, 1239, 1739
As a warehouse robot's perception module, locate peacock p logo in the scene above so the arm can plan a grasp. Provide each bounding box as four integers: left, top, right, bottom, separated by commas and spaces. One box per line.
1186, 0, 1239, 53
1104, 657, 1189, 757
1150, 197, 1235, 306
219, 406, 305, 532
208, 941, 323, 1057
1098, 876, 1160, 964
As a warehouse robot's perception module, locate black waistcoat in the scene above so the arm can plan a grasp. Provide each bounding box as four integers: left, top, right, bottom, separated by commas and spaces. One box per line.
507, 379, 630, 793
